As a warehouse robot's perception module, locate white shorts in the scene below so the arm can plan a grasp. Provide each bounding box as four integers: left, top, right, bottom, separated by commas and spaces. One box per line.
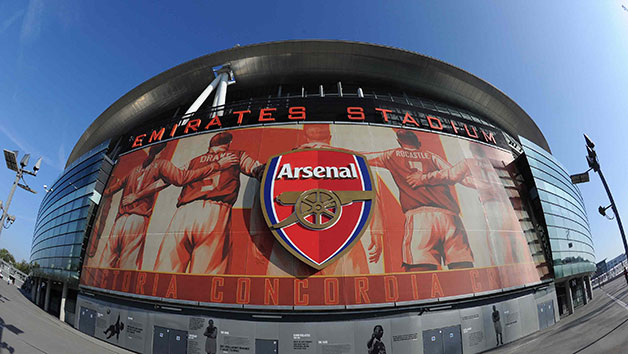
402, 206, 473, 267
154, 200, 232, 274
101, 213, 148, 270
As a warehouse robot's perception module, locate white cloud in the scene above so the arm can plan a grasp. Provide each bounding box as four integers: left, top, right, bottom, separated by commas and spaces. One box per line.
19, 0, 44, 44
0, 125, 63, 171
0, 125, 31, 153
57, 143, 67, 170
0, 10, 24, 36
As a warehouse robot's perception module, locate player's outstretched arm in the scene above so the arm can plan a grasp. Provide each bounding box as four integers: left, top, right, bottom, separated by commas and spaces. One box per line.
406, 160, 471, 188
178, 153, 239, 185
239, 152, 264, 180
104, 175, 126, 197
459, 158, 478, 189
153, 154, 237, 188
368, 195, 385, 263
362, 150, 390, 169
122, 180, 168, 206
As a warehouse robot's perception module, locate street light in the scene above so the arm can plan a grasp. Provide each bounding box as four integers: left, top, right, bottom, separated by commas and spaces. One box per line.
0, 149, 41, 240
572, 134, 628, 284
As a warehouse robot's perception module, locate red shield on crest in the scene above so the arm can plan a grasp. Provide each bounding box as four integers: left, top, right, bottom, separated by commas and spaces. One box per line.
260, 149, 375, 269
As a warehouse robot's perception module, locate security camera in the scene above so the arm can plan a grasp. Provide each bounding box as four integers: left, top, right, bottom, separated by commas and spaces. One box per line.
33, 157, 42, 173
20, 153, 30, 168
584, 134, 595, 149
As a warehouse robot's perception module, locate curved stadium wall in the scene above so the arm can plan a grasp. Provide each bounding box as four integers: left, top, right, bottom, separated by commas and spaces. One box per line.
29, 41, 594, 354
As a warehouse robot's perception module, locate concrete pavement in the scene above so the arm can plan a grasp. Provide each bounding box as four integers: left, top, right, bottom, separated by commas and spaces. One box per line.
0, 280, 131, 354
2, 274, 628, 353
488, 275, 628, 354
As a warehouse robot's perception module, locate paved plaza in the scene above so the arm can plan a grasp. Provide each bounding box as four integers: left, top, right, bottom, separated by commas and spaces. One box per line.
2, 274, 628, 353
489, 275, 628, 354
0, 280, 130, 354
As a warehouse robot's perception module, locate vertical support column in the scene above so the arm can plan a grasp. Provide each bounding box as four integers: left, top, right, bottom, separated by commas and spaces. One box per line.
582, 278, 588, 305
210, 72, 229, 117
30, 278, 37, 301
44, 279, 51, 312
585, 276, 593, 300
35, 278, 42, 305
60, 282, 68, 322
565, 281, 575, 315
184, 75, 222, 116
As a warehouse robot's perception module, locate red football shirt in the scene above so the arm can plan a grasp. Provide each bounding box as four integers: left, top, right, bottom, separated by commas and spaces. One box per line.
367, 148, 459, 213
419, 157, 507, 203
177, 150, 261, 206
106, 159, 213, 217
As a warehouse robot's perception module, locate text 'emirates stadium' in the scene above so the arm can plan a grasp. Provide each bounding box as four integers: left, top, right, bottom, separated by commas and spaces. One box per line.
28, 40, 596, 354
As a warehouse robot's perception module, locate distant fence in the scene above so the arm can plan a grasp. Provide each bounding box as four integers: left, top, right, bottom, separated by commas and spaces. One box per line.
592, 260, 628, 288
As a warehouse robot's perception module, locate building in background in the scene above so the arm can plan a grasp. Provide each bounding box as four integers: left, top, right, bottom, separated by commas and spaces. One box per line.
29, 40, 596, 354
606, 253, 626, 270
0, 259, 28, 287
592, 253, 628, 287
595, 259, 608, 278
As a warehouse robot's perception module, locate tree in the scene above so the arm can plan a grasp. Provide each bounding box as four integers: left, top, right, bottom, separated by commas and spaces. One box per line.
0, 248, 15, 265
14, 260, 31, 275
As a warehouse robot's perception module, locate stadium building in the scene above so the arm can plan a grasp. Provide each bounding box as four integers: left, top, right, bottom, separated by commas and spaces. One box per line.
29, 40, 595, 353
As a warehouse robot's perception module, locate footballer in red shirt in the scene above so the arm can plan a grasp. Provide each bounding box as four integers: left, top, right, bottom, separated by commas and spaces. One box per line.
407, 142, 533, 265
153, 132, 264, 274
365, 130, 474, 272
97, 144, 227, 270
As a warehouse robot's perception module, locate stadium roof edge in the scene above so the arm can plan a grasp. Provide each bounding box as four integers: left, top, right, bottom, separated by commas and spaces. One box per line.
66, 40, 549, 168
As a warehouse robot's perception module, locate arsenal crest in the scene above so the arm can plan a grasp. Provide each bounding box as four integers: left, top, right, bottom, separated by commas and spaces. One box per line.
260, 149, 375, 269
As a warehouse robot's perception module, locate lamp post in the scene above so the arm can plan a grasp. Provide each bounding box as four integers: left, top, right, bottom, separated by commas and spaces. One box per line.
573, 134, 628, 284
0, 149, 41, 240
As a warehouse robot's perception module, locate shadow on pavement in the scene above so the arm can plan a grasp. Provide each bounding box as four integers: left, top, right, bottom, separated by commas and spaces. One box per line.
0, 316, 22, 354
554, 299, 616, 333
608, 286, 628, 300
573, 316, 628, 353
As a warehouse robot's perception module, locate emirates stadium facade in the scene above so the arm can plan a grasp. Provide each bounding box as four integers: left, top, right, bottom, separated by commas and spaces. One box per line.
29, 40, 596, 353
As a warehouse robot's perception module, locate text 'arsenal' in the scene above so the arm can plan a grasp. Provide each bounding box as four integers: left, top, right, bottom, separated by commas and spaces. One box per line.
276, 163, 358, 180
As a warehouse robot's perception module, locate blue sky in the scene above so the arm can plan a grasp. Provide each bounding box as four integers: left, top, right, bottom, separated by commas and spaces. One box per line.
1, 1, 628, 264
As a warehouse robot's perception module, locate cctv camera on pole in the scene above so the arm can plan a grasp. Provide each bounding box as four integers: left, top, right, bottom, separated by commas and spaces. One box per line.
33, 157, 42, 174
0, 149, 41, 240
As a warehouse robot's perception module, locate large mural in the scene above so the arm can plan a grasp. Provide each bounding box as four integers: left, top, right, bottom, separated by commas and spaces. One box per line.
81, 124, 545, 307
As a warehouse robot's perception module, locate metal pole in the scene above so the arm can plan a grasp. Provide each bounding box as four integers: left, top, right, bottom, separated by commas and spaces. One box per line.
210, 72, 229, 117
596, 168, 628, 256
0, 169, 22, 240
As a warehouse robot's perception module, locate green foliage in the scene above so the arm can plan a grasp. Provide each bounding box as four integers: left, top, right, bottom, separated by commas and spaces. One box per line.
0, 248, 16, 265
14, 260, 31, 275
